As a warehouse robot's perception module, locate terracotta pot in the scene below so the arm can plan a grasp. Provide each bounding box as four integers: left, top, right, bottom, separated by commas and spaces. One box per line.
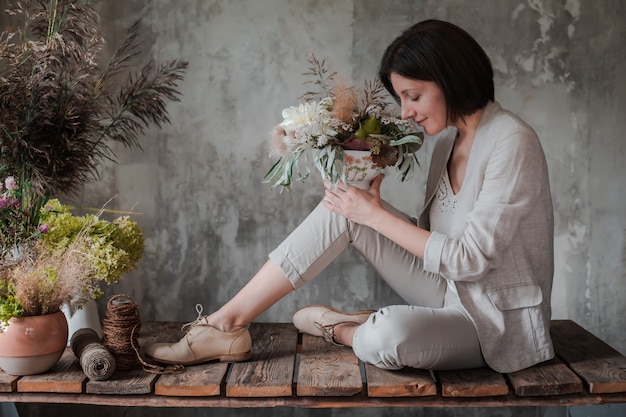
0, 310, 68, 375
343, 150, 384, 189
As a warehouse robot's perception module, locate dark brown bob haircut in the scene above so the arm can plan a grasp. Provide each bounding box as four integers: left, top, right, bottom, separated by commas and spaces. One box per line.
379, 19, 494, 123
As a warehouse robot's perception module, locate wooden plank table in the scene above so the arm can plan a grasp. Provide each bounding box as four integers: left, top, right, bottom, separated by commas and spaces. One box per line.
1, 320, 625, 409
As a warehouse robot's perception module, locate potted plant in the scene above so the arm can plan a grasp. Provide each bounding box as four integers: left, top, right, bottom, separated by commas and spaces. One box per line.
0, 0, 187, 374
0, 192, 144, 375
263, 54, 424, 191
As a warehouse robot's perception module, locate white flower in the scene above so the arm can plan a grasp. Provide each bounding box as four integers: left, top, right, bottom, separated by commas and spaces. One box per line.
280, 102, 322, 134
317, 134, 330, 147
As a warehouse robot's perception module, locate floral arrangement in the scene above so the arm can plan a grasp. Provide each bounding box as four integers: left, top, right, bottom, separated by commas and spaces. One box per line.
0, 196, 144, 325
263, 55, 423, 190
0, 0, 185, 324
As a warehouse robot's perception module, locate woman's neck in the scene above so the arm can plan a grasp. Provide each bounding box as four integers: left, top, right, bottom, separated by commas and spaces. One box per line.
446, 108, 484, 194
454, 108, 483, 141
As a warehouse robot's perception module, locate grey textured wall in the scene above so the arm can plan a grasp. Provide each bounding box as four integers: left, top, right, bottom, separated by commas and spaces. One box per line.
6, 0, 626, 415
90, 0, 625, 349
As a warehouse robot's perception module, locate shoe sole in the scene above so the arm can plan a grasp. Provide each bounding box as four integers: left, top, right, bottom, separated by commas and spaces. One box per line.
145, 350, 252, 366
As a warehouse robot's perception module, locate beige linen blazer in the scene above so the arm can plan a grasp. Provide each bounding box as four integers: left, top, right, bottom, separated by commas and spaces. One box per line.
419, 101, 555, 373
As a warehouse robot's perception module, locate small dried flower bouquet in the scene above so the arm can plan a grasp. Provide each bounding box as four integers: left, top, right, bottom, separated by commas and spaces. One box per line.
264, 55, 424, 191
0, 196, 144, 325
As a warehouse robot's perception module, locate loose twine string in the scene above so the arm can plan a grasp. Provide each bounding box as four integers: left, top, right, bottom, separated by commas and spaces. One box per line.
101, 294, 182, 374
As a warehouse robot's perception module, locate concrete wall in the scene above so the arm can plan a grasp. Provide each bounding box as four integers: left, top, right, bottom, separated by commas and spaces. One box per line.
92, 0, 625, 349
5, 0, 626, 415
88, 0, 626, 352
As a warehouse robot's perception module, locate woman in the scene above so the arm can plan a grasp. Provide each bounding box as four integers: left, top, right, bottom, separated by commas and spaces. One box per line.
146, 19, 554, 373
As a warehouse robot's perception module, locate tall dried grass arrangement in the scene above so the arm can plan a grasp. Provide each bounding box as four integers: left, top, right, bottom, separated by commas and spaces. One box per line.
0, 0, 188, 198
0, 0, 181, 322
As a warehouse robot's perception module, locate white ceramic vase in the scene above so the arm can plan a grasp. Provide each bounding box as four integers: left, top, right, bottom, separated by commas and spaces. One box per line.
61, 299, 103, 345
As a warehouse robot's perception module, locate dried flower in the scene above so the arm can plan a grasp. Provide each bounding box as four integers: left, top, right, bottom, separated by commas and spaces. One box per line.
332, 84, 358, 125
1, 199, 144, 324
0, 0, 187, 198
264, 54, 423, 191
271, 126, 289, 156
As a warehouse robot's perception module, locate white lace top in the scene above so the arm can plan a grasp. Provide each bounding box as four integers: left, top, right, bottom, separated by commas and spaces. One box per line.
429, 168, 467, 308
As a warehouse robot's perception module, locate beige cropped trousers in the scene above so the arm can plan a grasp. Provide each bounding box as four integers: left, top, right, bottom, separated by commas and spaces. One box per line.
268, 201, 486, 371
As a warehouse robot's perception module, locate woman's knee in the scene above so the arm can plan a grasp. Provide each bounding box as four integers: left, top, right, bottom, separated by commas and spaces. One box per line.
353, 305, 484, 371
352, 307, 420, 369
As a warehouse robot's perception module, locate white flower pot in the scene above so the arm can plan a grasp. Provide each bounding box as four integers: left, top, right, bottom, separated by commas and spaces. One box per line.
343, 150, 384, 189
61, 299, 103, 345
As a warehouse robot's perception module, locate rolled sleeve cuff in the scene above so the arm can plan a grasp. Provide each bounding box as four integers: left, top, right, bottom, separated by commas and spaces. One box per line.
424, 231, 446, 274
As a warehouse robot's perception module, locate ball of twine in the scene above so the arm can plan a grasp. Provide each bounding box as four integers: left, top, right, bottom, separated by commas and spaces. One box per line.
70, 328, 116, 381
102, 294, 141, 371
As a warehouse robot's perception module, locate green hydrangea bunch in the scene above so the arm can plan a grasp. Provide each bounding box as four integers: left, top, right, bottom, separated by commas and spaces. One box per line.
39, 200, 144, 286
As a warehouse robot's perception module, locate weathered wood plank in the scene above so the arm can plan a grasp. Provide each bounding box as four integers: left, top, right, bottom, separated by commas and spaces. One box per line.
16, 348, 86, 393
296, 334, 362, 396
154, 362, 228, 397
0, 370, 19, 392
506, 357, 582, 396
85, 368, 157, 394
365, 364, 436, 397
437, 367, 509, 397
226, 323, 298, 397
4, 389, 626, 408
551, 320, 626, 394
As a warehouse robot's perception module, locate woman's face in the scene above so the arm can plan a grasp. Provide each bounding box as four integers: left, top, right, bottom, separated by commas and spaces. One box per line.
390, 73, 448, 136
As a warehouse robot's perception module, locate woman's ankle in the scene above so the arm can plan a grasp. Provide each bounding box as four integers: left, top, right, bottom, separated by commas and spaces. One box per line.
333, 322, 359, 347
205, 313, 249, 333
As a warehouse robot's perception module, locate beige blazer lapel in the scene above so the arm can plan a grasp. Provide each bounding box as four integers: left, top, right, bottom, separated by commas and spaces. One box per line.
418, 129, 456, 229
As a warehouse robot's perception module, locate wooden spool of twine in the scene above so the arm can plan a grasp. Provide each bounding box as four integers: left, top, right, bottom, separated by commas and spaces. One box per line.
102, 294, 141, 371
70, 328, 116, 381
101, 294, 183, 374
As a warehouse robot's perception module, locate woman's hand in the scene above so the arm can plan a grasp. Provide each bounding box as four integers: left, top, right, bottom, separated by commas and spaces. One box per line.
322, 174, 386, 227
323, 173, 430, 258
